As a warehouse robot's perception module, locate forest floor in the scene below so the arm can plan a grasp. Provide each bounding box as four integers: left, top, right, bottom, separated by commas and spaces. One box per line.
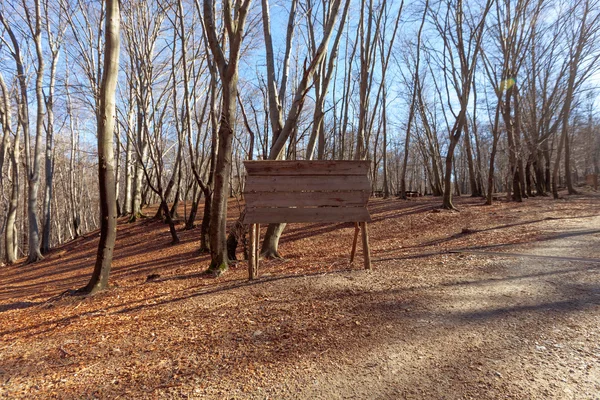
1, 190, 599, 399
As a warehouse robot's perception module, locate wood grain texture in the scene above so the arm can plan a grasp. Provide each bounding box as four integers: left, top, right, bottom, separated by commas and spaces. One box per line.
245, 191, 369, 208
243, 160, 373, 227
245, 175, 371, 192
244, 207, 371, 224
244, 160, 371, 176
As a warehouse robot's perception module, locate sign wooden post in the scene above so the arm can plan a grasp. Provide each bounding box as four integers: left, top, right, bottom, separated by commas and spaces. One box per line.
243, 160, 373, 280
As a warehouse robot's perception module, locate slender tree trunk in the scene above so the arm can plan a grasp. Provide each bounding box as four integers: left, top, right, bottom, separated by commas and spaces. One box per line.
565, 127, 577, 194
25, 0, 46, 263
525, 156, 534, 197
5, 128, 19, 264
130, 110, 148, 220
6, 148, 19, 264
79, 0, 120, 295
486, 106, 501, 205
442, 138, 460, 210
0, 73, 17, 263
123, 100, 135, 215
185, 185, 201, 230
123, 128, 134, 215
552, 129, 567, 199
464, 121, 479, 197
42, 43, 59, 254
207, 81, 236, 273
382, 85, 389, 198
543, 143, 551, 193
534, 150, 545, 195
400, 0, 425, 199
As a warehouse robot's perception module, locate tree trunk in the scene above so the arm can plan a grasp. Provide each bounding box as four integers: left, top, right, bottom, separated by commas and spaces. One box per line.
185, 185, 201, 230
42, 42, 59, 254
25, 0, 46, 263
486, 104, 501, 205
260, 222, 286, 258
130, 110, 148, 221
534, 150, 545, 195
202, 0, 252, 275
442, 136, 460, 210
552, 129, 566, 199
161, 199, 179, 244
79, 0, 120, 295
5, 131, 19, 264
199, 186, 212, 252
525, 156, 534, 197
543, 143, 551, 193
382, 85, 389, 198
123, 105, 135, 215
464, 121, 479, 197
565, 128, 577, 194
207, 91, 234, 273
503, 88, 522, 202
400, 0, 426, 199
0, 73, 17, 263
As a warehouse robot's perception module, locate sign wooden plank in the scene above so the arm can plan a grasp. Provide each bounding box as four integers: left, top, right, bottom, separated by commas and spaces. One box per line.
245, 175, 371, 192
244, 206, 372, 224
245, 191, 369, 208
244, 160, 370, 176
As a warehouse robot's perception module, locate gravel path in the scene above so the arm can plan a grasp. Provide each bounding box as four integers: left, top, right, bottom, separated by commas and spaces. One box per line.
259, 214, 600, 399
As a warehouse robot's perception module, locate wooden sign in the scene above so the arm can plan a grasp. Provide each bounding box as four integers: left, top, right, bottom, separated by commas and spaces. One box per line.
243, 160, 372, 279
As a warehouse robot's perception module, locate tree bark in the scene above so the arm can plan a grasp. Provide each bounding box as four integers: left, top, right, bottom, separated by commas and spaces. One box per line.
203, 0, 252, 275
552, 0, 593, 199
24, 0, 46, 263
0, 73, 19, 263
486, 103, 501, 205
41, 19, 61, 254
79, 0, 120, 295
565, 127, 578, 194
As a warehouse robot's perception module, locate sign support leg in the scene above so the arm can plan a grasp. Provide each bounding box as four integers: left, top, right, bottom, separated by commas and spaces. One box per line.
248, 223, 256, 280
360, 222, 372, 270
350, 222, 360, 263
254, 224, 260, 278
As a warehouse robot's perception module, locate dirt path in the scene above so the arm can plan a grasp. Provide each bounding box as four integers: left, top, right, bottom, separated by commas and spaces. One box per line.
244, 214, 600, 399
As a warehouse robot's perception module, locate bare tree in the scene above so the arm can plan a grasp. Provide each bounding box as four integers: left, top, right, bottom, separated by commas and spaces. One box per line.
0, 71, 19, 264
260, 0, 347, 258
399, 0, 427, 199
203, 0, 252, 274
41, 0, 66, 254
304, 0, 351, 160
552, 0, 600, 198
79, 0, 120, 295
430, 0, 493, 209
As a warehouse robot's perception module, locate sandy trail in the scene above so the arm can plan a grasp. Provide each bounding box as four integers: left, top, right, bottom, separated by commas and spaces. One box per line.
265, 214, 600, 399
